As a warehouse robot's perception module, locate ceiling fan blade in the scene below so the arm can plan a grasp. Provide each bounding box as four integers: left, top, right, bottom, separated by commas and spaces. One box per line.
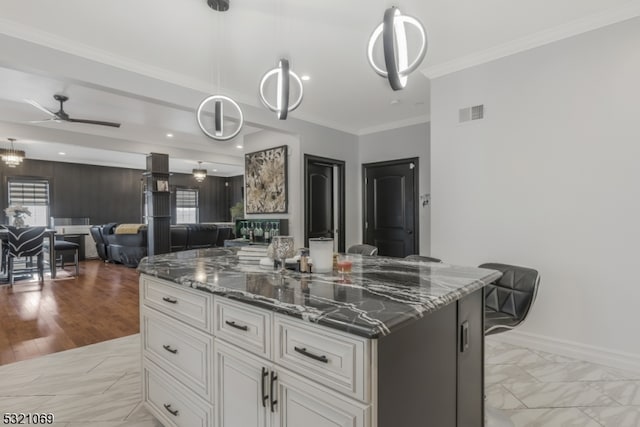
67, 118, 121, 128
24, 99, 58, 117
28, 119, 62, 124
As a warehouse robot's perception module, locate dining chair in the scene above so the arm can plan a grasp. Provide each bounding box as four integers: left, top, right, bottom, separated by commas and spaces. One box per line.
347, 244, 379, 256
7, 226, 46, 287
53, 240, 80, 276
480, 263, 540, 335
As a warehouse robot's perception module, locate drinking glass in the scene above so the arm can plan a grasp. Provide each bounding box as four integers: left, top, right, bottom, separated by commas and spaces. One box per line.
272, 236, 295, 273
337, 254, 353, 274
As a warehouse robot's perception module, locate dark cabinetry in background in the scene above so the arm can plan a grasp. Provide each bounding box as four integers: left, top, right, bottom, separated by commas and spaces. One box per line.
0, 158, 243, 225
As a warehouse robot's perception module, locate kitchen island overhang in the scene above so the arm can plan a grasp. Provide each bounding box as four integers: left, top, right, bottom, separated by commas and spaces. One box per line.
137, 247, 501, 338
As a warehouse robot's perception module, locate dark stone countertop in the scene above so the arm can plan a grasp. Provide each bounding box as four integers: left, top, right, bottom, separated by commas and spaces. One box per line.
137, 248, 502, 338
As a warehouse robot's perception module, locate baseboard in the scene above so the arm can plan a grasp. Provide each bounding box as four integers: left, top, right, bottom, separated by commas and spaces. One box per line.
491, 329, 640, 374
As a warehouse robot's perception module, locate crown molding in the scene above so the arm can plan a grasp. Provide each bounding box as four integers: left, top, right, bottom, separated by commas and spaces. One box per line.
422, 2, 640, 79
0, 18, 363, 136
357, 115, 430, 136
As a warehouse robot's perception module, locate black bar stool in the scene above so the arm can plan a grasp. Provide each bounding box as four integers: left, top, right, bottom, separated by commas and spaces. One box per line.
54, 240, 80, 276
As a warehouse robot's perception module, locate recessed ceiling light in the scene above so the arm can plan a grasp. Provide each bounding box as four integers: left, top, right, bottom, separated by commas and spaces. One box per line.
213, 169, 218, 172
236, 145, 243, 149
390, 99, 401, 105
166, 133, 174, 138
58, 152, 66, 156
301, 75, 311, 81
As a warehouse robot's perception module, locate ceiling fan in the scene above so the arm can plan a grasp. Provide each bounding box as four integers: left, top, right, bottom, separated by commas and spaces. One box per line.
25, 94, 121, 128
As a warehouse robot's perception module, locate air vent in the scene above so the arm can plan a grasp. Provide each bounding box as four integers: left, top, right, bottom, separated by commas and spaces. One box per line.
459, 104, 484, 123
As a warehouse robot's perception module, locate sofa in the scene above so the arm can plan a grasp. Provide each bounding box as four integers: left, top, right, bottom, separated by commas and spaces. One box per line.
90, 223, 233, 267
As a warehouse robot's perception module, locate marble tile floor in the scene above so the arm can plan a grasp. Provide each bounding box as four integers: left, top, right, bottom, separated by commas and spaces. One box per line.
485, 338, 640, 427
0, 334, 161, 427
1, 334, 639, 426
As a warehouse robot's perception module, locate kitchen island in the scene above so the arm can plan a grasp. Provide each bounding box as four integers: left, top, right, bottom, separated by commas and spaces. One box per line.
137, 248, 501, 427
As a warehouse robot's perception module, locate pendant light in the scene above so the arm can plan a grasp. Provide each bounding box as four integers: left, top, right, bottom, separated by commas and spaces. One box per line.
196, 0, 244, 141
2, 138, 25, 168
367, 6, 427, 91
192, 161, 207, 182
259, 58, 304, 120
258, 0, 303, 120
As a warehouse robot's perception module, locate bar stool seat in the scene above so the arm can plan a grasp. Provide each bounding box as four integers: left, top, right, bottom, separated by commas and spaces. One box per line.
54, 240, 80, 276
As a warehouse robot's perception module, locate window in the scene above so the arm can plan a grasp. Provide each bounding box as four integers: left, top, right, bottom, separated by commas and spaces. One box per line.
175, 188, 199, 224
8, 179, 50, 226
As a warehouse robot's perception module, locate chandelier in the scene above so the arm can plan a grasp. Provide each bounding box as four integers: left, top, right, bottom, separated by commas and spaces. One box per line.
193, 161, 207, 182
2, 138, 25, 168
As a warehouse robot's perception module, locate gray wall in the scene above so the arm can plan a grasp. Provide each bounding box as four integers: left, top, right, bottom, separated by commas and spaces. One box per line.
358, 122, 431, 255
431, 18, 640, 368
0, 158, 241, 225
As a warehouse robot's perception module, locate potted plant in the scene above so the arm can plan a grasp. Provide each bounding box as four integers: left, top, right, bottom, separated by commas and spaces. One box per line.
230, 201, 244, 222
4, 204, 31, 228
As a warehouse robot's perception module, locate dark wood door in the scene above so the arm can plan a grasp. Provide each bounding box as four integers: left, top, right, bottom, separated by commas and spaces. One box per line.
307, 162, 333, 240
363, 159, 418, 257
304, 155, 345, 251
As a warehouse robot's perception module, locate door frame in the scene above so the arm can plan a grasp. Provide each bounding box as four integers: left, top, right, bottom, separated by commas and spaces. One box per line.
304, 154, 346, 252
362, 157, 419, 256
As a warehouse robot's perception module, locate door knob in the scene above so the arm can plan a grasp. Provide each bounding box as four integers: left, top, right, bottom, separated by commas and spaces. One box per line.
407, 230, 413, 235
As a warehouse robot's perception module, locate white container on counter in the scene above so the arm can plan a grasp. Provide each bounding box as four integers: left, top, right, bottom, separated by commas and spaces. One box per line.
309, 237, 334, 273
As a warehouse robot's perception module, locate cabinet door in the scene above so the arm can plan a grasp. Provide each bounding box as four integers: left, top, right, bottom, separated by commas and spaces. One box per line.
273, 369, 369, 427
215, 340, 271, 427
457, 288, 484, 427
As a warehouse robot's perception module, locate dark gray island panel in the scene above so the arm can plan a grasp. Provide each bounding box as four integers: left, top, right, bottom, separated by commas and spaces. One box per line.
377, 288, 484, 427
377, 296, 458, 427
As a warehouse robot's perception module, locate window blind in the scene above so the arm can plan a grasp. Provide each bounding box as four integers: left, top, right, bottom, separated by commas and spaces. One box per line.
8, 179, 50, 206
176, 189, 198, 208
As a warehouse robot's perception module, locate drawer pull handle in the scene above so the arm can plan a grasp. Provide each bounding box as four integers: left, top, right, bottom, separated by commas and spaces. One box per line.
261, 367, 269, 407
294, 346, 328, 363
163, 403, 179, 416
225, 320, 248, 331
163, 344, 178, 354
162, 296, 178, 304
270, 370, 278, 412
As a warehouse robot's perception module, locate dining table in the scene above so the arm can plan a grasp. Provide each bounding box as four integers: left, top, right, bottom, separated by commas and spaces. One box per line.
0, 228, 59, 282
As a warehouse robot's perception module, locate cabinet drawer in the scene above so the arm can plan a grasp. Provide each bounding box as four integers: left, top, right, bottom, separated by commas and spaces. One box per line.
274, 315, 370, 402
141, 276, 212, 332
214, 297, 272, 358
142, 307, 213, 399
143, 362, 213, 427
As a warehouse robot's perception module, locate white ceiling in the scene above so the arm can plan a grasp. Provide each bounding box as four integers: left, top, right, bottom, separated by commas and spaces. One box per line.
0, 0, 637, 173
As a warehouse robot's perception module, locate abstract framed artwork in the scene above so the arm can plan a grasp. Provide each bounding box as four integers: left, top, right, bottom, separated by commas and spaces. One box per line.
245, 145, 288, 213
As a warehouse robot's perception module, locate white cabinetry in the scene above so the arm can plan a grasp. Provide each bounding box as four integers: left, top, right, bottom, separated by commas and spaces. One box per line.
141, 275, 372, 427
215, 338, 369, 427
215, 340, 271, 427
140, 276, 214, 427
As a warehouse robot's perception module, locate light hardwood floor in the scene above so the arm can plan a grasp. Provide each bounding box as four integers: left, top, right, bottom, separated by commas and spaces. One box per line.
0, 260, 140, 365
